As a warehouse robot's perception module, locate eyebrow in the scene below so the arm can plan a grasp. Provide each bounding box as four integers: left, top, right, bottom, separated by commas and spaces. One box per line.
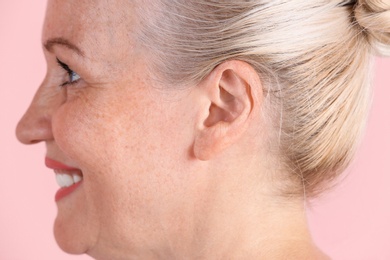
44, 37, 85, 57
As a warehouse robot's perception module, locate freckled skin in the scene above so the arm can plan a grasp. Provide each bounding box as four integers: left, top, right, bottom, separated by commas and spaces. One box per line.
22, 0, 204, 257
16, 0, 330, 259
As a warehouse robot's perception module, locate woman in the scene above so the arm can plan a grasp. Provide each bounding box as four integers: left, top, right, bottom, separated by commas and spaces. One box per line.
15, 0, 390, 259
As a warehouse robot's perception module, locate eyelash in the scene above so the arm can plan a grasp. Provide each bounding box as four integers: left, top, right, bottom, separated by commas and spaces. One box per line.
56, 58, 81, 87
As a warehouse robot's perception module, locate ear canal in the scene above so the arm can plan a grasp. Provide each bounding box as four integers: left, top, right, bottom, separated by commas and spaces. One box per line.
204, 89, 242, 127
193, 61, 260, 161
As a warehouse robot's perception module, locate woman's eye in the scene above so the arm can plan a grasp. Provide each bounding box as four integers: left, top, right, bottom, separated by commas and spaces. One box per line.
68, 71, 81, 83
56, 58, 81, 87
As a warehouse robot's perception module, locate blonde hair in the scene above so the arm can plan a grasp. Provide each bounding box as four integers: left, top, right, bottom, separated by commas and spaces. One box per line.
135, 0, 390, 197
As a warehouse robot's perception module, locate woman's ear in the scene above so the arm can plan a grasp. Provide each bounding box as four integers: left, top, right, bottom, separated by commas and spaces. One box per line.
193, 60, 263, 161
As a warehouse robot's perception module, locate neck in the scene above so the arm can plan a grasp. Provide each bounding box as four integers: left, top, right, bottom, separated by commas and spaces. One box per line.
91, 159, 329, 260
188, 190, 319, 259
168, 161, 329, 260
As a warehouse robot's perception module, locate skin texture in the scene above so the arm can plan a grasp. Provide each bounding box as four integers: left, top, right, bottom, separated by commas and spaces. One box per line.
16, 0, 330, 259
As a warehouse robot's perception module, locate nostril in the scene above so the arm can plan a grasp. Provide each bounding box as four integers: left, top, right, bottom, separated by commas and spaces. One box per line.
30, 140, 43, 145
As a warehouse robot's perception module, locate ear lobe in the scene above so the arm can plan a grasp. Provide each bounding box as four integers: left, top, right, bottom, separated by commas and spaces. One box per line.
193, 61, 262, 161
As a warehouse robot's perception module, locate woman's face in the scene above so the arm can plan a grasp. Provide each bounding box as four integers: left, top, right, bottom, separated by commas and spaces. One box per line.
17, 0, 205, 257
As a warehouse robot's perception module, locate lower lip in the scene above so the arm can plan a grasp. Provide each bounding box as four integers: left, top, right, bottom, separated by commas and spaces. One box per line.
55, 181, 82, 202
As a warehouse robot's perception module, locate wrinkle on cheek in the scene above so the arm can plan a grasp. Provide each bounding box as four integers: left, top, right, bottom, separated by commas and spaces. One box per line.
52, 82, 147, 167
52, 91, 110, 166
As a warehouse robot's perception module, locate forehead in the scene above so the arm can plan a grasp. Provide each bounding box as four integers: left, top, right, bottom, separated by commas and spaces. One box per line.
43, 0, 139, 59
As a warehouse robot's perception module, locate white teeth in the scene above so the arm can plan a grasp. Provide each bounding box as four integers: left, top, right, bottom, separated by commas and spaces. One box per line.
56, 173, 75, 188
73, 174, 82, 184
56, 172, 83, 188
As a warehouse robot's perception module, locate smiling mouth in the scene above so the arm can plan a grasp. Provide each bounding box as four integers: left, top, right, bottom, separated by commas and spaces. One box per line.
45, 157, 84, 201
53, 169, 83, 202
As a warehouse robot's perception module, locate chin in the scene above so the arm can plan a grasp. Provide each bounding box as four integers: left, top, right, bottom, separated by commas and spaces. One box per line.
53, 215, 93, 255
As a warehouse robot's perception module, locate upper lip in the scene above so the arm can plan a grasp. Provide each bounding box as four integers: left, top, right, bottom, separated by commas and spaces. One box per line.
45, 157, 80, 171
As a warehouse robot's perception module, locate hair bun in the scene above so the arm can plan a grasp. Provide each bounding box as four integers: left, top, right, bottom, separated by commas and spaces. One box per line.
354, 0, 390, 55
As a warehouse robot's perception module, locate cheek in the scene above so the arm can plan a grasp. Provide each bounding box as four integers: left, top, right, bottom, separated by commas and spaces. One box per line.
51, 87, 177, 200
52, 85, 196, 193
50, 88, 162, 237
52, 103, 103, 165
51, 86, 198, 243
52, 89, 136, 167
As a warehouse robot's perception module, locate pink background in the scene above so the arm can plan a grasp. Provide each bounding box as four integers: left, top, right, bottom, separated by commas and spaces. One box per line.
1, 1, 389, 259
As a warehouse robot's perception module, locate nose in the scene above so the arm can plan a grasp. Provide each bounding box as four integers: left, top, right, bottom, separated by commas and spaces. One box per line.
16, 84, 57, 145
